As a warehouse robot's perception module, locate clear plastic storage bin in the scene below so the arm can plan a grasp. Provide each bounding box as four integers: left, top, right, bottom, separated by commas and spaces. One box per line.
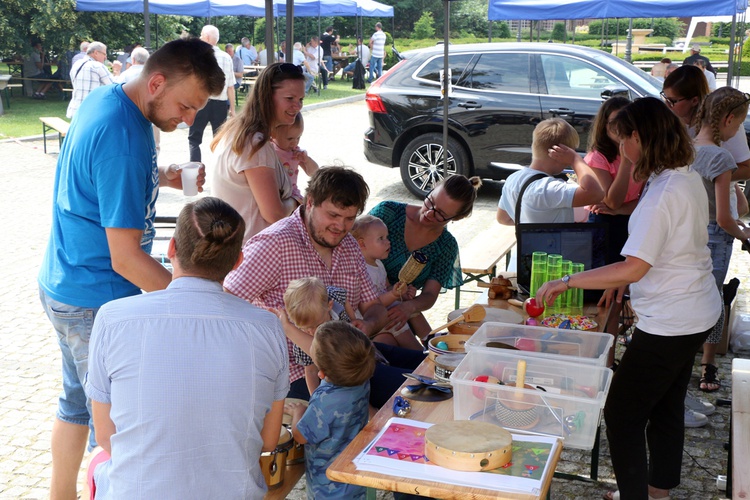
450, 349, 612, 450
464, 322, 614, 367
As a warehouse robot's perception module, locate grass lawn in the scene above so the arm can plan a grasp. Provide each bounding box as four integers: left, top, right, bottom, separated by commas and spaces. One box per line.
0, 91, 70, 140
0, 76, 366, 140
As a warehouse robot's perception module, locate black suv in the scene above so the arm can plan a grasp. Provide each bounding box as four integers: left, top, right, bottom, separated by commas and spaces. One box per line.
364, 43, 663, 197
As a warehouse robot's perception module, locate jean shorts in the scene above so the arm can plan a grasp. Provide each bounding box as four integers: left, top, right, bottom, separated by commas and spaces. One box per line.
707, 221, 734, 288
39, 286, 98, 449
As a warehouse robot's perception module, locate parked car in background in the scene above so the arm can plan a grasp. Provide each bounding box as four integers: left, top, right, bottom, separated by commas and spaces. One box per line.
364, 43, 663, 197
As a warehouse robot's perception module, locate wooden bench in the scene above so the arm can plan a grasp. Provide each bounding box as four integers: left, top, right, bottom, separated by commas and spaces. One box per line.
1, 83, 22, 109
729, 357, 750, 498
13, 77, 72, 99
39, 116, 70, 154
455, 224, 516, 308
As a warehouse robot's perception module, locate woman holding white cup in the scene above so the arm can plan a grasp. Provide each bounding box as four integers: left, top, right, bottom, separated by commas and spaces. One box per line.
210, 63, 307, 242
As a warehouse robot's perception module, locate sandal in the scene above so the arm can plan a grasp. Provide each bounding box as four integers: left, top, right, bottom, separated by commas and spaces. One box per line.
699, 363, 721, 392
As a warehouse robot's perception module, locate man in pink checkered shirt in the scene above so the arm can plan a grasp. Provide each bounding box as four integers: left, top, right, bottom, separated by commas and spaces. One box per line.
225, 167, 423, 404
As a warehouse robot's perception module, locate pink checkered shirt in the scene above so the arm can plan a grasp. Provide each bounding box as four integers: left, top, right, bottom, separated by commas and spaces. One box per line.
224, 208, 380, 383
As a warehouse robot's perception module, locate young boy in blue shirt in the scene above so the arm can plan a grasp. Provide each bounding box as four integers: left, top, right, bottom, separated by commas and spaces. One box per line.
286, 321, 376, 499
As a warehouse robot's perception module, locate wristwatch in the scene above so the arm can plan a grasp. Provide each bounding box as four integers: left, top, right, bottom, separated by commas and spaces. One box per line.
562, 274, 572, 289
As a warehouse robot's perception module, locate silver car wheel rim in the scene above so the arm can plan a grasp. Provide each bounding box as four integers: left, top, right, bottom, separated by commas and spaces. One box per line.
407, 142, 456, 192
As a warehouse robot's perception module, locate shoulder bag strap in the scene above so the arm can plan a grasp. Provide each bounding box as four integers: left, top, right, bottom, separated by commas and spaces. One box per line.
73, 60, 90, 81
514, 173, 547, 226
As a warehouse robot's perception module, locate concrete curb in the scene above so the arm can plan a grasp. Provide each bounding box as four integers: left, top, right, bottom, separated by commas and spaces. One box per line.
302, 93, 365, 112
0, 95, 366, 144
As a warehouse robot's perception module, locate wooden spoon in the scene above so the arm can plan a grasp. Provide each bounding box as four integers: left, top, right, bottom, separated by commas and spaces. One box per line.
428, 304, 486, 336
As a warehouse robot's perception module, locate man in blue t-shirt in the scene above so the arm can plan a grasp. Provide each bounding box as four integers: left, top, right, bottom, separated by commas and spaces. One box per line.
38, 38, 225, 500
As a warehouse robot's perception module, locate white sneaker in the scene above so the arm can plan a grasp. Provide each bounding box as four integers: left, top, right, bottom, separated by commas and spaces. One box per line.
685, 393, 715, 416
684, 408, 708, 428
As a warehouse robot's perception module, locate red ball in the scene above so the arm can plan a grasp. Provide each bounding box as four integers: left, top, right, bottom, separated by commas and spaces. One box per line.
524, 297, 545, 318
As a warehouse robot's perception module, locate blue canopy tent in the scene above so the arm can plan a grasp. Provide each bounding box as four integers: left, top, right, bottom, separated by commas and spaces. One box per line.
76, 0, 391, 18
486, 0, 746, 81
76, 0, 393, 55
487, 0, 738, 21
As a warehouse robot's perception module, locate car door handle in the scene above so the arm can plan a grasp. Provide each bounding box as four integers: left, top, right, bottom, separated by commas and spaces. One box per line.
549, 108, 575, 117
458, 101, 482, 109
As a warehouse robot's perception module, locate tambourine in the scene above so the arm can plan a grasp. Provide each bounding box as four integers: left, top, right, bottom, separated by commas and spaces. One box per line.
424, 420, 512, 471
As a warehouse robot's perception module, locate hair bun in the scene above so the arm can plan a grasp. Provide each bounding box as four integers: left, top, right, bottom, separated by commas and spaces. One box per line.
469, 176, 483, 190
209, 219, 227, 232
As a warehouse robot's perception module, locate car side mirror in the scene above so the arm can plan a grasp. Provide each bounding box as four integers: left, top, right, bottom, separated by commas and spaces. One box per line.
600, 87, 629, 100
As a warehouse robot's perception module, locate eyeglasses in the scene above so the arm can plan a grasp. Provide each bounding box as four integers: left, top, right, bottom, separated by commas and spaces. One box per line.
660, 91, 690, 108
728, 92, 750, 115
276, 62, 303, 75
424, 193, 454, 222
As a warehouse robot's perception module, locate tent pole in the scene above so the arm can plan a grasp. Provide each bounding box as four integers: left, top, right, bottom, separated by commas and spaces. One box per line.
265, 0, 275, 64
442, 0, 450, 177
286, 0, 294, 49
143, 0, 151, 51
728, 13, 737, 85
516, 21, 522, 42
488, 21, 492, 43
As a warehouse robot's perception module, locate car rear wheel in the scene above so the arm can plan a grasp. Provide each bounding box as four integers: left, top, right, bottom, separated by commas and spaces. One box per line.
399, 133, 468, 198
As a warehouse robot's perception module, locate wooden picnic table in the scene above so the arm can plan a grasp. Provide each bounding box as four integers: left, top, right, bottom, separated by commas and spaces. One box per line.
327, 298, 613, 498
327, 357, 562, 499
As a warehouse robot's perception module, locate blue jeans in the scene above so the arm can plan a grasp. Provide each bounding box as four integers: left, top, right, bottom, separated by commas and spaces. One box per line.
706, 221, 733, 343
323, 55, 334, 73
707, 221, 734, 288
39, 287, 99, 449
303, 72, 314, 93
369, 56, 383, 82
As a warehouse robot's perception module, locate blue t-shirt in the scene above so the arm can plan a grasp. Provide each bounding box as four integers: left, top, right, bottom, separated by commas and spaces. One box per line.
369, 201, 462, 290
297, 380, 369, 500
38, 84, 158, 308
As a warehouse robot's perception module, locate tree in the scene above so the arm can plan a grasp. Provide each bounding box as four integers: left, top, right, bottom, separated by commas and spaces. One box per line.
413, 12, 435, 39
0, 0, 190, 60
495, 21, 511, 39
552, 22, 566, 41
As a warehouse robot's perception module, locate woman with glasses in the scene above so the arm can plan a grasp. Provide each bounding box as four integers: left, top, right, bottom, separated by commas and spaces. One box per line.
211, 62, 306, 242
368, 175, 481, 338
662, 66, 750, 394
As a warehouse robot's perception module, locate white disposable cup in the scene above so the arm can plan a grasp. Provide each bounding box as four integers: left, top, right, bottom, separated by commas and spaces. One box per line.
180, 162, 201, 196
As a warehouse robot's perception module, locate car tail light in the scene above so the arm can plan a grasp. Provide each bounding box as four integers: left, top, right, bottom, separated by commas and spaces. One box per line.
365, 59, 408, 114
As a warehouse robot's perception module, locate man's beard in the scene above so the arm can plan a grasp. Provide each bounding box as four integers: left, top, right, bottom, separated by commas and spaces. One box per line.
146, 95, 176, 132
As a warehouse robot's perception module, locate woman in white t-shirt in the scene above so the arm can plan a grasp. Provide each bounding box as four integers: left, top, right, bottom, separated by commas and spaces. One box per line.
210, 63, 306, 242
536, 98, 721, 500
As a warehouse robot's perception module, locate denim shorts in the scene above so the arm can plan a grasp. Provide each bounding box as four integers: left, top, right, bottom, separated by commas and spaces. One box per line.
39, 287, 98, 448
707, 221, 734, 288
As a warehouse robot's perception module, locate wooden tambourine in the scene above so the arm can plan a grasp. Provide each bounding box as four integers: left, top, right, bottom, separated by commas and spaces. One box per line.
424, 421, 512, 471
433, 353, 465, 383
446, 307, 524, 335
427, 334, 472, 361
